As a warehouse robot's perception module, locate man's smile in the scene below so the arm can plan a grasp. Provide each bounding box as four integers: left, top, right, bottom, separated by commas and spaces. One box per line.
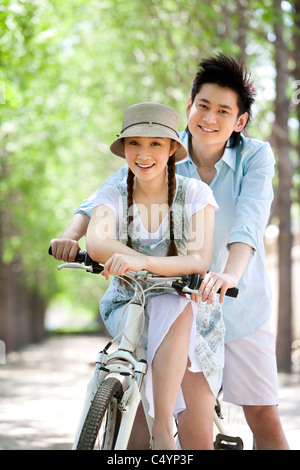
199, 125, 217, 133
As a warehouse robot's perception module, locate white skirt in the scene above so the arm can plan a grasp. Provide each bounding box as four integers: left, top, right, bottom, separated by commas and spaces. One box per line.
102, 292, 225, 418
145, 293, 202, 418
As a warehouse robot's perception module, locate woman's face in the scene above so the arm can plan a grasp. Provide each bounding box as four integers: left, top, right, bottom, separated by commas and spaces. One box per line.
124, 136, 178, 182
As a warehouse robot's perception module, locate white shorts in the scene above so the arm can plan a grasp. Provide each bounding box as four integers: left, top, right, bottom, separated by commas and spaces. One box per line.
222, 322, 279, 406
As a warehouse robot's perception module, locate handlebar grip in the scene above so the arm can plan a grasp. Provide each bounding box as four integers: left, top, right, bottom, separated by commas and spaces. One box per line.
188, 274, 239, 298
220, 286, 239, 298
48, 246, 87, 263
48, 247, 104, 274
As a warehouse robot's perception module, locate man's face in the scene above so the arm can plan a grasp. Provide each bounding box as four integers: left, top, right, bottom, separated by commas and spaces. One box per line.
186, 83, 248, 147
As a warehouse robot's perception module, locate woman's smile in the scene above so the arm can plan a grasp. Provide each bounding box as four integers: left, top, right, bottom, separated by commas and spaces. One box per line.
136, 162, 155, 170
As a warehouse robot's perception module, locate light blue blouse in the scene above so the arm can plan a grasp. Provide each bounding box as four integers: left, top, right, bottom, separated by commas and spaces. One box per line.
75, 131, 275, 343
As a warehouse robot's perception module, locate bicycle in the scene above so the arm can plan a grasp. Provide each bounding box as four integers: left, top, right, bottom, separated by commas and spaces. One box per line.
49, 247, 243, 450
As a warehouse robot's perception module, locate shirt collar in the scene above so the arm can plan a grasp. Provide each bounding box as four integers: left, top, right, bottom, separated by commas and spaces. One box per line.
219, 144, 236, 171
178, 129, 237, 172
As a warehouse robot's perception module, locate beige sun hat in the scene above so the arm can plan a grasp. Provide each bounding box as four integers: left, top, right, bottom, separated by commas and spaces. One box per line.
110, 102, 188, 162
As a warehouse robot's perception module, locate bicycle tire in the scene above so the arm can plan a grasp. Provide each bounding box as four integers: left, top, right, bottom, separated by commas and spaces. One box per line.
75, 377, 123, 450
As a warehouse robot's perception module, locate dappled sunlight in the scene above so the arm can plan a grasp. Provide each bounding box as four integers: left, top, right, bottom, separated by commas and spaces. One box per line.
1, 335, 300, 450
0, 335, 111, 450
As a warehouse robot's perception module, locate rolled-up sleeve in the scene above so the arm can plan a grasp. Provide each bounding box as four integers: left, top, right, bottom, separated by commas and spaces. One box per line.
227, 142, 275, 252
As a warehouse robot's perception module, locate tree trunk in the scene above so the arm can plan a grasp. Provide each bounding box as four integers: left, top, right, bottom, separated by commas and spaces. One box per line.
293, 0, 300, 208
273, 0, 293, 372
236, 0, 248, 64
0, 205, 46, 353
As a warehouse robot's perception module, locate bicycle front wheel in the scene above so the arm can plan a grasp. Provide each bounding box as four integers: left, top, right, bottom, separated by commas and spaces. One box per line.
75, 377, 123, 450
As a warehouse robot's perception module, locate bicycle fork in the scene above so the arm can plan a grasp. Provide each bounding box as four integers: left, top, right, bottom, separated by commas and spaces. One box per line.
72, 301, 152, 450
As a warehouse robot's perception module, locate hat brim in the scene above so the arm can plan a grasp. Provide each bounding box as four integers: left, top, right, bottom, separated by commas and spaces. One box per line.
110, 124, 188, 162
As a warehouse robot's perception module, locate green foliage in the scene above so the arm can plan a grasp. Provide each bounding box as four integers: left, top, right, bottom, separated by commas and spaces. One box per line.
0, 0, 299, 325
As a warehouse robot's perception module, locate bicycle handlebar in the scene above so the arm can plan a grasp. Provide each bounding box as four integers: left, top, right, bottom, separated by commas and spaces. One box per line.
48, 246, 104, 273
48, 247, 238, 298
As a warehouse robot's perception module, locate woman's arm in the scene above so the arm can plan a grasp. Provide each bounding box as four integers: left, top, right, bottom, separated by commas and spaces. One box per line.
88, 204, 215, 279
86, 205, 146, 278
144, 204, 215, 276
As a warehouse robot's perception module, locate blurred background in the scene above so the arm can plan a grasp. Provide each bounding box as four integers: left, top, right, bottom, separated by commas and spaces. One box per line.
0, 0, 299, 374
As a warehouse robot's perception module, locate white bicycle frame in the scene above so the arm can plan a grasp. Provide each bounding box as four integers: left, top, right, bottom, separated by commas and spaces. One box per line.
69, 268, 185, 450
57, 261, 237, 450
72, 302, 153, 449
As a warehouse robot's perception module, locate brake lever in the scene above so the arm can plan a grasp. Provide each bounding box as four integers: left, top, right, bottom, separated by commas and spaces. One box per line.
49, 246, 104, 274
57, 263, 94, 272
172, 274, 239, 298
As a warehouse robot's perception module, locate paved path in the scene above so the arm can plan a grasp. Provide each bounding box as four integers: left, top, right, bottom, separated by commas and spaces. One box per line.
0, 335, 299, 450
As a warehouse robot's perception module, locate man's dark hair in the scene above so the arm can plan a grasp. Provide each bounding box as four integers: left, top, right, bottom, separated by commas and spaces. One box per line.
190, 54, 257, 147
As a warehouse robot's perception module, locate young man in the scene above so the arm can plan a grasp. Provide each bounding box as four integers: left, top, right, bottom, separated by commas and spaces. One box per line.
51, 54, 289, 449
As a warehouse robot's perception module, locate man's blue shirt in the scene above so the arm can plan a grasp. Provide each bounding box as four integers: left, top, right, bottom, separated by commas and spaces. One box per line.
75, 131, 275, 342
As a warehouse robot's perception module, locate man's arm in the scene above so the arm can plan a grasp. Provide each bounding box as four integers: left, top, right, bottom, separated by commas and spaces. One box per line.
198, 242, 252, 304
199, 142, 275, 304
50, 213, 89, 262
74, 166, 128, 218
50, 166, 128, 261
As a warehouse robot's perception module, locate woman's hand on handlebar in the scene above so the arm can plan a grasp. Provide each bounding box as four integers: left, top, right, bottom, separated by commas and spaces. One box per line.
50, 238, 81, 262
198, 272, 238, 304
102, 253, 149, 280
190, 292, 199, 304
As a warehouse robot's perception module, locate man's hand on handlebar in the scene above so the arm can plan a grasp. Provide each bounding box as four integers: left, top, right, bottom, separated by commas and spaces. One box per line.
198, 272, 238, 304
50, 238, 81, 263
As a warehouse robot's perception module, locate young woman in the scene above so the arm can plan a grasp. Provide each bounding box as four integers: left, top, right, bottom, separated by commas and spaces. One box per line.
85, 102, 224, 450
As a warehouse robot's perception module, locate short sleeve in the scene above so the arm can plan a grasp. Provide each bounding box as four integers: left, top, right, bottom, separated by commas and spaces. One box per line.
92, 185, 122, 215
92, 185, 126, 239
74, 167, 128, 218
185, 178, 219, 219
